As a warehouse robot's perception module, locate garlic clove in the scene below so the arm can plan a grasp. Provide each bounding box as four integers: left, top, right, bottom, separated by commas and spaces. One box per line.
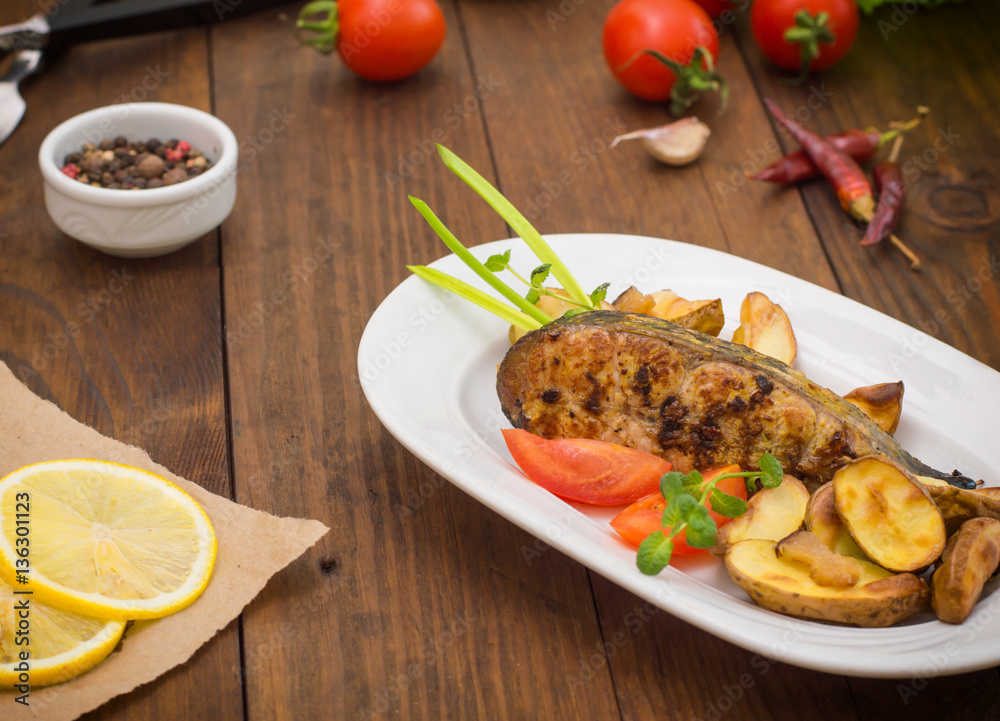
610, 117, 711, 166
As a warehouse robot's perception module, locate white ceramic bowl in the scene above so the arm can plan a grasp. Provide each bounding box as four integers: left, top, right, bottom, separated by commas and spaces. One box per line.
39, 102, 238, 257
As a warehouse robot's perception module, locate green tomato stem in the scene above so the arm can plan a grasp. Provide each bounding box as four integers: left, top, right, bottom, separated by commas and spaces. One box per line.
782, 10, 836, 86
296, 0, 339, 54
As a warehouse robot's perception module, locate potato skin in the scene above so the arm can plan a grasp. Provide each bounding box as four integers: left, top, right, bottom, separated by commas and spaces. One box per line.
844, 381, 903, 435
932, 518, 1000, 624
804, 482, 868, 560
731, 292, 797, 366
776, 531, 861, 588
924, 484, 1000, 536
973, 487, 1000, 502
725, 539, 929, 627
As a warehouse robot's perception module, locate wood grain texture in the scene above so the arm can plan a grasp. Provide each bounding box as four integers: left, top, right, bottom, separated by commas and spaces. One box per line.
736, 3, 1000, 371
210, 3, 619, 719
0, 3, 242, 719
456, 0, 839, 289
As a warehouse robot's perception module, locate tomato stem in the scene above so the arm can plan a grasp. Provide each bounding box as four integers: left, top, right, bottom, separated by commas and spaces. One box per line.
781, 9, 835, 85
296, 0, 339, 55
625, 46, 728, 116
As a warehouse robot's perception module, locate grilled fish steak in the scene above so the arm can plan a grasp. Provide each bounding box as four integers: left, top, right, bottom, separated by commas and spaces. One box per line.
497, 311, 974, 490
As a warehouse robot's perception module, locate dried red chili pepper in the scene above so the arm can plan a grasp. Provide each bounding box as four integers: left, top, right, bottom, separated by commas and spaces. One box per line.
763, 98, 875, 220
763, 98, 920, 271
862, 135, 905, 246
752, 128, 880, 183
752, 110, 926, 184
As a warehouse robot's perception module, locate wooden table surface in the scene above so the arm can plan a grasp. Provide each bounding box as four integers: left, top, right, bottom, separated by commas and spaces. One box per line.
2, 0, 999, 718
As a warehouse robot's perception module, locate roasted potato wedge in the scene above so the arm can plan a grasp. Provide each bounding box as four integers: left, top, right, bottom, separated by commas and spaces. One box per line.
726, 538, 930, 627
776, 531, 862, 588
921, 482, 1000, 535
844, 382, 904, 435
610, 287, 725, 336
712, 475, 809, 555
833, 456, 946, 572
804, 482, 868, 560
731, 291, 796, 365
974, 487, 1000, 502
932, 518, 1000, 624
612, 286, 656, 315
647, 290, 725, 337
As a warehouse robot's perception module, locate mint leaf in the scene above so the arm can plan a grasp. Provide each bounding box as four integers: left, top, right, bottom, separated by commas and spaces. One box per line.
709, 489, 748, 518
525, 288, 541, 304
685, 513, 717, 549
530, 264, 551, 287
637, 531, 674, 575
589, 282, 610, 307
663, 493, 697, 528
659, 472, 685, 502
681, 470, 703, 489
758, 454, 783, 488
484, 250, 510, 272
562, 308, 587, 318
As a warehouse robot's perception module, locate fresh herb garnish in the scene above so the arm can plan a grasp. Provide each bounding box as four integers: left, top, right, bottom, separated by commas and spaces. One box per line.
484, 251, 604, 310
636, 454, 783, 575
407, 146, 611, 329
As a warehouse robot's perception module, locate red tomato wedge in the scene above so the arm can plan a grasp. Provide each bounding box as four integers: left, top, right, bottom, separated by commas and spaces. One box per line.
610, 465, 746, 554
502, 429, 671, 505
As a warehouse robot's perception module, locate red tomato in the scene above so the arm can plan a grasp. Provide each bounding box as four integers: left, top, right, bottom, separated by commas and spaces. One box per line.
309, 0, 446, 82
602, 0, 720, 103
750, 0, 858, 73
610, 465, 746, 554
502, 429, 672, 505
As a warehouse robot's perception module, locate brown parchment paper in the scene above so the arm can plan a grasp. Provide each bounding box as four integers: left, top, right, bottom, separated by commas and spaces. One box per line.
0, 362, 330, 720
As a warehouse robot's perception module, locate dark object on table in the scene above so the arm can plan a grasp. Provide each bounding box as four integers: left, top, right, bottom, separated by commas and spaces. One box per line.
0, 0, 290, 54
0, 0, 286, 145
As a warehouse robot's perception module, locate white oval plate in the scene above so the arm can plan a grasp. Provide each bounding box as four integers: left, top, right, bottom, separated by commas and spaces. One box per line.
358, 233, 1000, 679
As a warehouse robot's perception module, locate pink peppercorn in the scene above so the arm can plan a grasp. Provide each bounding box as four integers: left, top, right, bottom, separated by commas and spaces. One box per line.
61, 163, 80, 179
165, 141, 191, 162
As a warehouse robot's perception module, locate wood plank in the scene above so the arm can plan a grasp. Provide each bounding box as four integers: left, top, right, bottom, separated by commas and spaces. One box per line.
734, 4, 1000, 716
458, 0, 839, 289
457, 0, 852, 718
210, 3, 620, 718
735, 3, 1000, 371
0, 4, 243, 718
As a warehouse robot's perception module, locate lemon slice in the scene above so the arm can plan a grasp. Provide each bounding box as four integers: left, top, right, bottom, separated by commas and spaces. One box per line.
0, 460, 216, 620
1, 575, 126, 688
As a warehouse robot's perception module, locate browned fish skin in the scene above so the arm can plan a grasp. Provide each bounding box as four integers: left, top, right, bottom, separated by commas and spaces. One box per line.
497, 310, 973, 489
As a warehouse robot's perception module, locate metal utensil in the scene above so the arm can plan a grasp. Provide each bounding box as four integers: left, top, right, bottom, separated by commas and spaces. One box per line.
0, 0, 290, 55
0, 50, 40, 146
0, 0, 287, 143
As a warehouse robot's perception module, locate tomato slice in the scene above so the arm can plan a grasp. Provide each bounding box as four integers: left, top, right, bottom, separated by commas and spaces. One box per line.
610, 465, 747, 554
502, 429, 671, 505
